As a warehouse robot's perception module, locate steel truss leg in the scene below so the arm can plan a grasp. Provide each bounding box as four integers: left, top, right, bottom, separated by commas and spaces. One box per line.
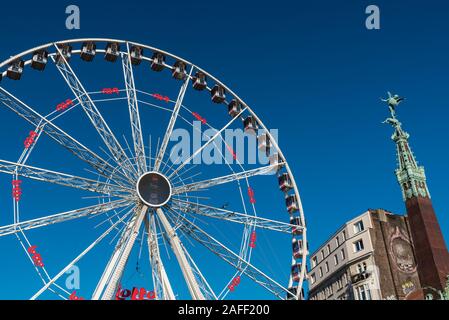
155, 208, 205, 300
92, 205, 148, 300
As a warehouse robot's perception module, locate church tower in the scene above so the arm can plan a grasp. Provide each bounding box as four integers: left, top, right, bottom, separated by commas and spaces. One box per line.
383, 92, 449, 293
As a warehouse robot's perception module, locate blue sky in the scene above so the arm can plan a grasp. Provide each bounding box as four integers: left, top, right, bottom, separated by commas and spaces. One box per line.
0, 0, 448, 299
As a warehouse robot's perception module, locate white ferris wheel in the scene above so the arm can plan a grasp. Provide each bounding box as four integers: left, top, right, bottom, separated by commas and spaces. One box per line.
0, 38, 308, 300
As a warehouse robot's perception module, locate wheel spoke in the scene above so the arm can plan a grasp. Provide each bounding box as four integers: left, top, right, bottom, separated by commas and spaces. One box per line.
171, 199, 298, 234
92, 205, 148, 300
0, 199, 131, 237
172, 163, 282, 194
0, 87, 132, 186
52, 44, 137, 180
166, 209, 290, 299
122, 43, 146, 174
0, 159, 132, 197
154, 66, 193, 171
30, 208, 134, 300
168, 106, 247, 179
144, 211, 175, 300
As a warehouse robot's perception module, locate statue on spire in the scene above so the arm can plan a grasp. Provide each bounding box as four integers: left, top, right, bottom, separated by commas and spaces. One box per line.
381, 91, 405, 119
381, 92, 406, 129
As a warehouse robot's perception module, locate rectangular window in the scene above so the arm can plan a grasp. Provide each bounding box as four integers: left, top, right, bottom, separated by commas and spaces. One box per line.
336, 236, 340, 247
334, 254, 339, 265
356, 284, 372, 300
311, 256, 318, 268
319, 267, 323, 277
325, 261, 329, 273
353, 220, 365, 234
327, 244, 331, 255
341, 249, 346, 260
342, 230, 346, 241
310, 273, 316, 284
353, 239, 364, 253
321, 250, 325, 260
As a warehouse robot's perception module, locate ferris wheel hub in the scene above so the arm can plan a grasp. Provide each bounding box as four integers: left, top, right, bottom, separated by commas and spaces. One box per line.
136, 171, 172, 207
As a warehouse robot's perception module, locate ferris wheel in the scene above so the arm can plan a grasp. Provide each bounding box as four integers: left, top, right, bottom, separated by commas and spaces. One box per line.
0, 38, 308, 300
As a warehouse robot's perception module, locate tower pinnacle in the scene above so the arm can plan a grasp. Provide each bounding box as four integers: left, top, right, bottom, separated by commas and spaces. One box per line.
382, 92, 449, 295
381, 93, 430, 201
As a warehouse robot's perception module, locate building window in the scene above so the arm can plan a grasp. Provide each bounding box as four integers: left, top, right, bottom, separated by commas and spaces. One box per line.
342, 230, 346, 241
336, 236, 340, 247
357, 262, 367, 273
341, 249, 345, 260
353, 220, 364, 234
334, 254, 339, 266
353, 239, 364, 253
356, 284, 372, 300
327, 244, 331, 255
325, 261, 329, 273
321, 250, 325, 260
310, 273, 316, 284
311, 256, 318, 268
319, 267, 323, 278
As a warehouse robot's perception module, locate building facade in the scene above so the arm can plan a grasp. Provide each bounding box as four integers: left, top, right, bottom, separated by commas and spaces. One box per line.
308, 209, 421, 300
308, 94, 449, 300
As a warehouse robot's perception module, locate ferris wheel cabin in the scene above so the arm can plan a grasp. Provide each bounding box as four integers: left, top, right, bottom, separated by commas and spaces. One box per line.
211, 84, 226, 103
7, 60, 25, 80
105, 42, 120, 62
228, 99, 241, 118
192, 71, 207, 90
130, 45, 143, 65
151, 52, 166, 71
31, 50, 48, 71
80, 42, 97, 62
55, 44, 72, 64
172, 61, 187, 80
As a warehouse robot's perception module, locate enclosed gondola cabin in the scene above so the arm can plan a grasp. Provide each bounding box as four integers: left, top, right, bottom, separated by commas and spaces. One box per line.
7, 60, 25, 80
286, 194, 299, 214
278, 173, 293, 192
290, 216, 303, 235
130, 46, 143, 65
151, 52, 165, 71
172, 61, 186, 80
258, 133, 270, 156
192, 71, 207, 90
104, 42, 120, 62
80, 42, 96, 62
291, 263, 302, 283
292, 238, 303, 259
31, 50, 48, 71
243, 116, 258, 135
211, 85, 226, 103
228, 99, 241, 118
55, 44, 72, 64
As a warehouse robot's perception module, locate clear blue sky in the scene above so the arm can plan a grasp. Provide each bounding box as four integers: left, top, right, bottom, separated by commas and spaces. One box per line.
0, 0, 448, 299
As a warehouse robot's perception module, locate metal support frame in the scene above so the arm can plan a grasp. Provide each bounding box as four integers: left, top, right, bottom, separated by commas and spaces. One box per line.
122, 43, 146, 175
144, 211, 175, 300
52, 46, 136, 180
155, 208, 205, 300
92, 205, 148, 300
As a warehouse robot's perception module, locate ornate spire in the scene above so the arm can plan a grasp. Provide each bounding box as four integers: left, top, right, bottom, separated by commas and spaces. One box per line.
382, 92, 430, 201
